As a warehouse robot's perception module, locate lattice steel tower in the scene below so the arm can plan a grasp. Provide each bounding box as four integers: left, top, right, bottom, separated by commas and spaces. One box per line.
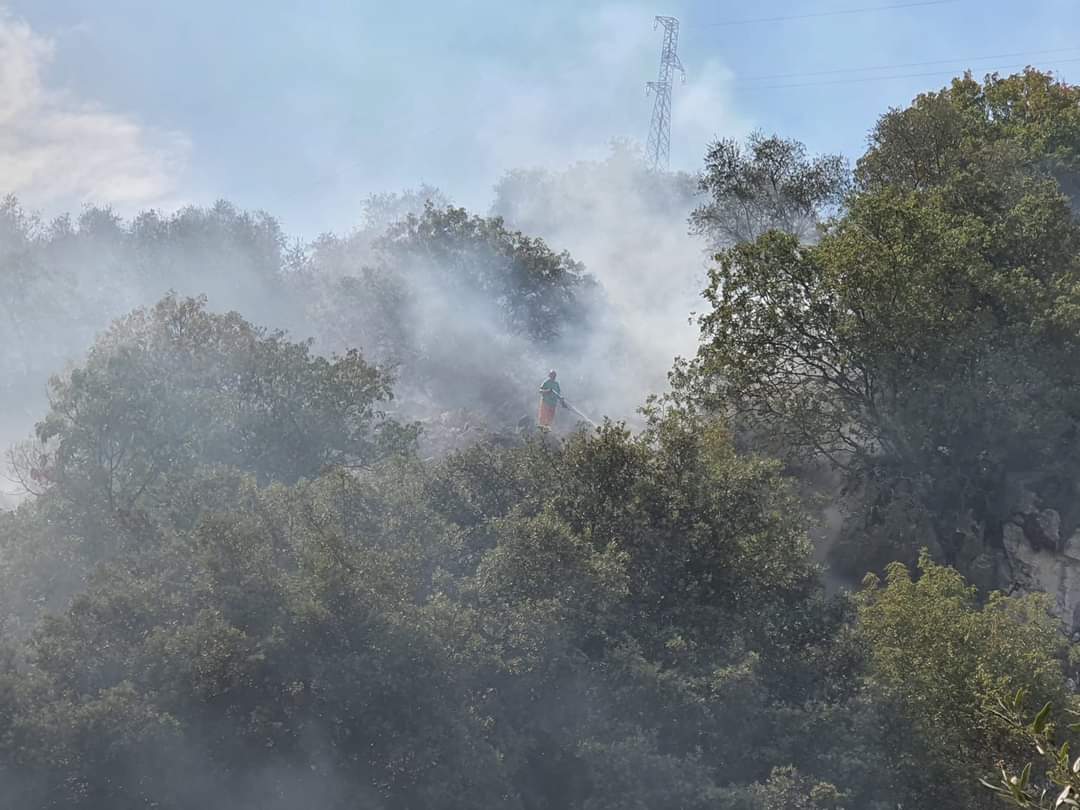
645, 15, 685, 171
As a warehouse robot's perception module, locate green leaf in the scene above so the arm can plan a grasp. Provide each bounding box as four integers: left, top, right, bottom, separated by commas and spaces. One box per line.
1016, 688, 1029, 712
1034, 702, 1054, 734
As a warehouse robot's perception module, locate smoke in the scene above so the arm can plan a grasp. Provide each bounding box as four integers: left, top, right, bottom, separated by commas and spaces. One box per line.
0, 3, 756, 474
0, 145, 710, 499
0, 198, 303, 504
0, 5, 742, 503
262, 151, 708, 460
384, 2, 747, 216
490, 141, 706, 425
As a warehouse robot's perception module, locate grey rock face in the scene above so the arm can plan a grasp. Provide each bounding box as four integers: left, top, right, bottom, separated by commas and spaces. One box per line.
1002, 510, 1080, 631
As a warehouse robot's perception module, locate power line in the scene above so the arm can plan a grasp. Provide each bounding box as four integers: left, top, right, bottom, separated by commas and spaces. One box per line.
739, 47, 1080, 83
746, 57, 1080, 90
705, 0, 957, 27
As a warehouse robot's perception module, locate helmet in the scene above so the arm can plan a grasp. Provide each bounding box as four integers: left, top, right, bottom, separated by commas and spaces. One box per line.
548, 370, 557, 378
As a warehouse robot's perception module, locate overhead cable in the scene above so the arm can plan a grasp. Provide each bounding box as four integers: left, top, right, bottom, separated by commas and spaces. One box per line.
739, 47, 1080, 82
745, 57, 1080, 90
705, 0, 958, 27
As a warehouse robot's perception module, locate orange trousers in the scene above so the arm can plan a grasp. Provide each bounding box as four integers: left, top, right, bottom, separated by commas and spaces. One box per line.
538, 400, 557, 427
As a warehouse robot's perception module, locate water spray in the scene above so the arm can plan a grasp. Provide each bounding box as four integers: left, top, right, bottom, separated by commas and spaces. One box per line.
561, 397, 598, 428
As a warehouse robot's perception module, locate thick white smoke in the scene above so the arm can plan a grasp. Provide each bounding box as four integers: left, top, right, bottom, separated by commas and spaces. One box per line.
490, 141, 708, 426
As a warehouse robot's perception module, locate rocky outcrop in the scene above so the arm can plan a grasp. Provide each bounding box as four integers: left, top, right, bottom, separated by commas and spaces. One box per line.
1002, 507, 1080, 632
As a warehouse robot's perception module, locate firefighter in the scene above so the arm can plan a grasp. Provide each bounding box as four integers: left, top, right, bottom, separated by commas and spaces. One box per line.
537, 370, 565, 430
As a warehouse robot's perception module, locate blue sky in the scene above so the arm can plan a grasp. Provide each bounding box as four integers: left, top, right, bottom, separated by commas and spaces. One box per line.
3, 0, 1080, 237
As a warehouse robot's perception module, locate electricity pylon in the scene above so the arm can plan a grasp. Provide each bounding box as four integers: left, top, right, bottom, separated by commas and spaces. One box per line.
645, 15, 685, 171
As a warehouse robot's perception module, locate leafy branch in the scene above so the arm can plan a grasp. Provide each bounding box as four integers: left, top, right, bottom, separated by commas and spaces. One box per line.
983, 689, 1080, 808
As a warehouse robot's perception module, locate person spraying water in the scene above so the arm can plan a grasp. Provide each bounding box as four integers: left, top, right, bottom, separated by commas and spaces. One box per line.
537, 370, 597, 431
537, 370, 564, 431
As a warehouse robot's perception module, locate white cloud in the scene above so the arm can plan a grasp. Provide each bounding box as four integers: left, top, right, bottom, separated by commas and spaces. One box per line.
0, 12, 188, 215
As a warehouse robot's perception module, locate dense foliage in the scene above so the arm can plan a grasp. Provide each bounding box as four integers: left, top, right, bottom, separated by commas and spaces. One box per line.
680, 69, 1080, 580
857, 554, 1077, 807
5, 68, 1080, 809
0, 309, 847, 806
0, 291, 1070, 808
378, 203, 594, 343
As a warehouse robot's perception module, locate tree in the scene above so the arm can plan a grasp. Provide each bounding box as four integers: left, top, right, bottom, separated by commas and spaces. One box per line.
422, 411, 856, 801
5, 303, 1067, 807
0, 197, 304, 459
681, 70, 1080, 578
0, 393, 865, 808
377, 202, 595, 344
856, 553, 1076, 809
5, 470, 507, 809
746, 767, 847, 810
23, 293, 414, 551
856, 69, 1080, 200
690, 131, 849, 247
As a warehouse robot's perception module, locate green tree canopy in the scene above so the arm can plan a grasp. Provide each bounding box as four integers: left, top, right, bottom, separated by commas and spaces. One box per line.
857, 69, 1080, 199
681, 69, 1080, 578
7, 66, 1080, 810
856, 553, 1076, 808
0, 395, 859, 808
20, 294, 414, 549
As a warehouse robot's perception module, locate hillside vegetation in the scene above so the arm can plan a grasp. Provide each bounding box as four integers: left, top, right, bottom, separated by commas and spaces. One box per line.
3, 69, 1080, 808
